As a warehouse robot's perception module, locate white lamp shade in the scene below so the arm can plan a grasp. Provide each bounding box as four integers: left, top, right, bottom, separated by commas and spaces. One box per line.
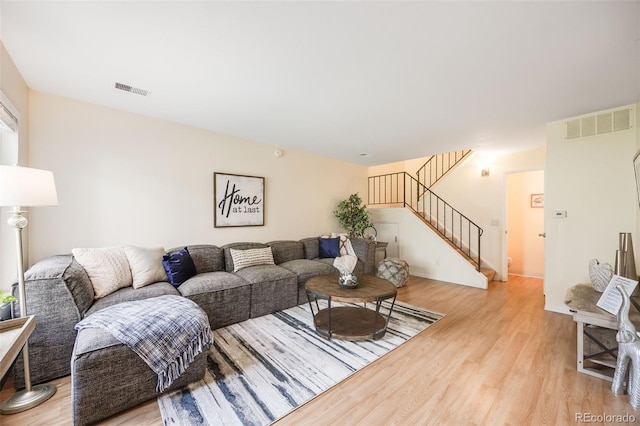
0, 165, 58, 207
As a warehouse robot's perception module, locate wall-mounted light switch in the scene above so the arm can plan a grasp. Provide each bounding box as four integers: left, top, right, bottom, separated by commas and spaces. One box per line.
553, 211, 567, 218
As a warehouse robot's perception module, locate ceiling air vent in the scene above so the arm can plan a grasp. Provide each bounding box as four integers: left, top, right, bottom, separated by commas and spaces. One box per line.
597, 113, 612, 134
581, 116, 596, 137
114, 82, 150, 97
565, 108, 632, 140
613, 109, 630, 132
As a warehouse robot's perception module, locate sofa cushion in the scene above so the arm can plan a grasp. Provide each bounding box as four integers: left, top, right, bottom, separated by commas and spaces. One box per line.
123, 245, 168, 289
230, 247, 275, 272
178, 272, 251, 329
72, 327, 206, 426
314, 258, 335, 268
222, 242, 269, 272
72, 247, 133, 299
318, 237, 340, 258
279, 259, 337, 284
178, 272, 249, 296
233, 264, 296, 284
300, 237, 320, 260
85, 282, 180, 317
162, 247, 197, 287
168, 245, 225, 274
233, 264, 298, 318
267, 240, 305, 264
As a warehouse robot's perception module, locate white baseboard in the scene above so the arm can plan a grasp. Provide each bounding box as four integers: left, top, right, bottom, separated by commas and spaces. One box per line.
544, 302, 571, 315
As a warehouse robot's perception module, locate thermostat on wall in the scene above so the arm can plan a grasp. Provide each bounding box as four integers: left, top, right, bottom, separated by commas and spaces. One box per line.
553, 211, 567, 218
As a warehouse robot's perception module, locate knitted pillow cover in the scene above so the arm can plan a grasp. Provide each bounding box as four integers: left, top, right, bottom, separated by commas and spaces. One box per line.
230, 247, 275, 272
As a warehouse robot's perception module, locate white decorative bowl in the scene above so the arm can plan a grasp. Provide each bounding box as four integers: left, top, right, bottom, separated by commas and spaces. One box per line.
339, 274, 358, 289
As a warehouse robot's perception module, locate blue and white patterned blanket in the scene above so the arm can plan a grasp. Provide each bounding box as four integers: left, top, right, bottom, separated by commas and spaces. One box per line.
75, 295, 213, 392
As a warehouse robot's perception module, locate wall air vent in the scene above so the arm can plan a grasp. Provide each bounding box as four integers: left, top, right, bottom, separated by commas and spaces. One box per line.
565, 108, 632, 140
114, 82, 151, 97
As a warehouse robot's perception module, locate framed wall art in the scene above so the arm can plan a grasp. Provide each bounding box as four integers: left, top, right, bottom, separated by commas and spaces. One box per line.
530, 193, 544, 208
214, 172, 264, 227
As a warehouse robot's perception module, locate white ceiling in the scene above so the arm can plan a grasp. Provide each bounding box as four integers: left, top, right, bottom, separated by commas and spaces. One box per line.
1, 1, 639, 166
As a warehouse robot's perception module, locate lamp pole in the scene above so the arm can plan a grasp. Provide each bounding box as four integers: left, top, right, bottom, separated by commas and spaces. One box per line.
0, 209, 56, 413
0, 166, 58, 414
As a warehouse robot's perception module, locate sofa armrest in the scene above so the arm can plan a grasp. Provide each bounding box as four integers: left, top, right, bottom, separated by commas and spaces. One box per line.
302, 236, 375, 275
11, 254, 94, 388
350, 237, 376, 275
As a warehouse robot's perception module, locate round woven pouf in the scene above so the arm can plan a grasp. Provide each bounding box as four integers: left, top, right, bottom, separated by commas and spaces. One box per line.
376, 258, 410, 288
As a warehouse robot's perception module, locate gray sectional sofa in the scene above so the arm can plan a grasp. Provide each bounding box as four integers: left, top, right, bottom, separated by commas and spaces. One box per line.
10, 236, 375, 424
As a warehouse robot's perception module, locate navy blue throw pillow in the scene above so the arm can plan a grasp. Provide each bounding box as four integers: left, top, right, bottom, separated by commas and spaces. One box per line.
318, 237, 341, 258
162, 247, 197, 287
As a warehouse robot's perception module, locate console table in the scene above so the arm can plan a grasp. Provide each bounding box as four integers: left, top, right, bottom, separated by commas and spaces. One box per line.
564, 284, 640, 381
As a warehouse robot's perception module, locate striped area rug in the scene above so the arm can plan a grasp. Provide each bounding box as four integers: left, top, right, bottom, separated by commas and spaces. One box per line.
158, 300, 444, 426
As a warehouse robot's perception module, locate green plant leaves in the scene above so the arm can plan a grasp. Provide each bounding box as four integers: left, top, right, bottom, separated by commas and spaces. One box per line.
333, 193, 373, 237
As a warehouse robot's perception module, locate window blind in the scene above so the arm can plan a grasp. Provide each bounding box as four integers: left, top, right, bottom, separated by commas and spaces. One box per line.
0, 101, 18, 133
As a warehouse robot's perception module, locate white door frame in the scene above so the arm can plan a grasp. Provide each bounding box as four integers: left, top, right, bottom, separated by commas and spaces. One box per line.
501, 167, 545, 280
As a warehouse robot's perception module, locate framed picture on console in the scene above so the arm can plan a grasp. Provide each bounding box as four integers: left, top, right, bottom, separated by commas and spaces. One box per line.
214, 172, 264, 227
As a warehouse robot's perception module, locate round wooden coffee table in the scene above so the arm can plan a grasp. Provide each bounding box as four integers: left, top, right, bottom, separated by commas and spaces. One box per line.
305, 274, 397, 341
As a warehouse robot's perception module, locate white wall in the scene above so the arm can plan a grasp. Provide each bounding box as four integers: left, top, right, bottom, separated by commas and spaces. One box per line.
0, 42, 30, 292
425, 148, 547, 280
366, 147, 546, 285
370, 207, 486, 288
26, 91, 368, 262
544, 104, 637, 313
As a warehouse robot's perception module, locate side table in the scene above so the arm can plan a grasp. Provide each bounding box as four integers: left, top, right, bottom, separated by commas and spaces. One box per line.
374, 241, 388, 265
564, 284, 640, 381
0, 316, 35, 379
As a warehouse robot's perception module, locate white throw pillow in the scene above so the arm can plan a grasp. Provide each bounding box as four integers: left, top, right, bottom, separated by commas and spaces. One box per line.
123, 245, 168, 289
230, 247, 275, 272
72, 246, 133, 299
331, 232, 350, 256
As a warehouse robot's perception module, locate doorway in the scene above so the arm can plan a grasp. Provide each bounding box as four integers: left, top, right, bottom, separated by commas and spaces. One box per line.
503, 170, 545, 279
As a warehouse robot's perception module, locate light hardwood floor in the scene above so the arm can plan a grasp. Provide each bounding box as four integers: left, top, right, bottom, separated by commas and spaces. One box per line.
2, 275, 639, 425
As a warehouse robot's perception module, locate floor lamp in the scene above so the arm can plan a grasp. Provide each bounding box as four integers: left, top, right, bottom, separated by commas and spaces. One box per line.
0, 165, 58, 413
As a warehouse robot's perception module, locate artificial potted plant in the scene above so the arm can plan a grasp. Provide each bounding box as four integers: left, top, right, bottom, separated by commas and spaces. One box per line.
0, 290, 16, 321
333, 193, 374, 237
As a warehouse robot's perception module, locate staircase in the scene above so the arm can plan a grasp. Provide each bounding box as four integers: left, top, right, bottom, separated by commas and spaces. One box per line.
416, 149, 472, 190
368, 150, 495, 281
